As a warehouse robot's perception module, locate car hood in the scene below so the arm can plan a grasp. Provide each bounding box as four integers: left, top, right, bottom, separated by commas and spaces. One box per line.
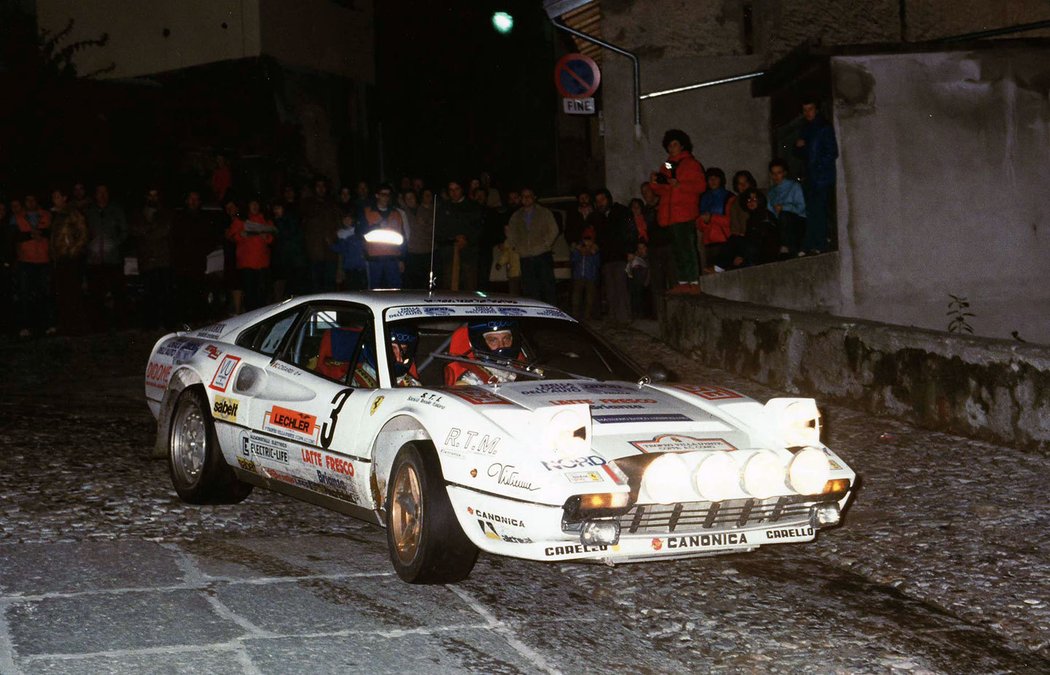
485, 380, 756, 458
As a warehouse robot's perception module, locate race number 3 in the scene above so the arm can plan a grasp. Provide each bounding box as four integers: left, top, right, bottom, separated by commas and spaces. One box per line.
320, 389, 352, 449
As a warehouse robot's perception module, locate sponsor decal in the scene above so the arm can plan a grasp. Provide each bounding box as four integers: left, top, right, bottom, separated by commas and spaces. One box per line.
196, 322, 226, 339
145, 361, 173, 389
324, 453, 355, 477
567, 470, 604, 484
385, 306, 424, 320
265, 405, 318, 441
444, 387, 509, 405
263, 467, 358, 503
544, 544, 610, 556
475, 517, 534, 544
301, 448, 323, 466
315, 470, 358, 501
671, 384, 744, 400
592, 413, 692, 424
550, 398, 659, 410
408, 392, 445, 409
241, 434, 290, 463
208, 355, 241, 392
629, 434, 737, 454
601, 463, 628, 485
236, 457, 257, 471
423, 306, 456, 316
537, 307, 571, 319
828, 459, 843, 470
652, 532, 750, 551
157, 338, 201, 362
445, 428, 500, 455
487, 463, 540, 492
269, 361, 300, 376
212, 395, 239, 422
579, 382, 637, 394
765, 527, 814, 540
370, 396, 384, 416
204, 345, 222, 360
467, 506, 525, 528
541, 455, 606, 471
496, 307, 528, 316
519, 382, 582, 395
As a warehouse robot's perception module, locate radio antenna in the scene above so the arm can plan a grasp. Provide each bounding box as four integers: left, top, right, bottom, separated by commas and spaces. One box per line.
427, 192, 438, 298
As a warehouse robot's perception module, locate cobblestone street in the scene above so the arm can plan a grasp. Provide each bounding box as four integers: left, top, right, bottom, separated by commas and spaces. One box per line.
0, 325, 1046, 673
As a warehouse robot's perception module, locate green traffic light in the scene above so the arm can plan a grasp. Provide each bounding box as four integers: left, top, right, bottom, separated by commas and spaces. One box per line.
492, 11, 514, 34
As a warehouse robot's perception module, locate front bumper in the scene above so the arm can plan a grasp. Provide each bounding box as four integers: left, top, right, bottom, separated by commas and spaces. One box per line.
447, 485, 848, 563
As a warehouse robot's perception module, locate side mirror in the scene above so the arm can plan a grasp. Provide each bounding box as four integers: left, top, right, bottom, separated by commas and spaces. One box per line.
646, 362, 669, 383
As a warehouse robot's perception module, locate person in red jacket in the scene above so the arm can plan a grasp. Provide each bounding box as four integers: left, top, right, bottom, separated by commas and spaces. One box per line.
12, 194, 56, 336
225, 198, 275, 314
649, 129, 706, 293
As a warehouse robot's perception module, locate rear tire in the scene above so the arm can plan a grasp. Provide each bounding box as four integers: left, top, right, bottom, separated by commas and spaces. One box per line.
385, 442, 478, 583
168, 387, 252, 505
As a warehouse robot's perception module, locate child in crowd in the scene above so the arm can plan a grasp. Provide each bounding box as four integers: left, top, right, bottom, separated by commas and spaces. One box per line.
570, 226, 600, 321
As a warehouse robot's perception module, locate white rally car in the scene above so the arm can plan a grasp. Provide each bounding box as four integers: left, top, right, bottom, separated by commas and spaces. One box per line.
145, 291, 855, 584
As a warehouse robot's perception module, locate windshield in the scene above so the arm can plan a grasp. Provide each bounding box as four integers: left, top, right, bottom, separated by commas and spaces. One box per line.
384, 315, 641, 387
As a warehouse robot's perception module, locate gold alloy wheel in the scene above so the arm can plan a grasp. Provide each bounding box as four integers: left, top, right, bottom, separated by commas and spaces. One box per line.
390, 463, 423, 565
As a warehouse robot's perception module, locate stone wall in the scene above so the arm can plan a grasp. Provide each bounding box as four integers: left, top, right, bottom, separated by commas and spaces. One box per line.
661, 294, 1050, 453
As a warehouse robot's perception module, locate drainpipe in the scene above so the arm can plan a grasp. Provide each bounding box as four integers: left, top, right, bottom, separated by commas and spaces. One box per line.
551, 19, 642, 140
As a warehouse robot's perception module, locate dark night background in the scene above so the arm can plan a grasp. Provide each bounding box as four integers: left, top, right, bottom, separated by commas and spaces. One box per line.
0, 0, 561, 198
375, 0, 558, 190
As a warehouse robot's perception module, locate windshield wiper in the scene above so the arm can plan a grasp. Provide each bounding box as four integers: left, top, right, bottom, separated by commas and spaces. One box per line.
522, 356, 596, 381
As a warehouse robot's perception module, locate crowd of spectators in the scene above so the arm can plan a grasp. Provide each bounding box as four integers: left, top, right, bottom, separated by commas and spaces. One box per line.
0, 100, 836, 337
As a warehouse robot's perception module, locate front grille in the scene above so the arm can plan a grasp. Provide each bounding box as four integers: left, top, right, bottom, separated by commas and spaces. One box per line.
618, 496, 814, 535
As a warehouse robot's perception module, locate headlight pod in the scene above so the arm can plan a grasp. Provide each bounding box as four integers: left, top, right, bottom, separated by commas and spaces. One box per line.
788, 446, 831, 495
765, 398, 822, 447
641, 453, 693, 504
693, 451, 738, 502
542, 407, 590, 458
741, 450, 786, 499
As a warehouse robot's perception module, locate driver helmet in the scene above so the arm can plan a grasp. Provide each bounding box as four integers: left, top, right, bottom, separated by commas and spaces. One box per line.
468, 319, 520, 360
388, 325, 419, 376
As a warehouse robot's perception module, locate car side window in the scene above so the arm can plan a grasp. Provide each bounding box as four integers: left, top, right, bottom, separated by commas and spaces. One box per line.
236, 308, 298, 356
290, 306, 378, 387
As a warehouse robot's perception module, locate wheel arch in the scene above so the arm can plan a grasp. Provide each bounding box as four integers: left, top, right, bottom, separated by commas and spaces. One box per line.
369, 413, 434, 515
152, 368, 205, 459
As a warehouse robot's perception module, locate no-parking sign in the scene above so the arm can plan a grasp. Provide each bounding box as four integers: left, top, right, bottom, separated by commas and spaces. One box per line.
554, 53, 601, 99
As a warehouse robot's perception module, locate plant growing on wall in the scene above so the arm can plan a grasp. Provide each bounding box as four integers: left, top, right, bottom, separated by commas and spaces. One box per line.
947, 294, 975, 334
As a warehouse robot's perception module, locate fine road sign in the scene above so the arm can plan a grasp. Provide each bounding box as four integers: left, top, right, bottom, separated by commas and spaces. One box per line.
563, 98, 595, 115
554, 53, 601, 99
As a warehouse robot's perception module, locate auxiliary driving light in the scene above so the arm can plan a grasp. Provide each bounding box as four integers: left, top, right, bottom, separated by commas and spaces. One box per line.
641, 453, 693, 504
580, 520, 620, 546
693, 451, 738, 502
788, 447, 831, 495
812, 503, 841, 527
579, 492, 629, 510
741, 450, 786, 499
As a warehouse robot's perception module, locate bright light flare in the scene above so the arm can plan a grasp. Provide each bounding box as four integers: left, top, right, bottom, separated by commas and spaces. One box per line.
492, 11, 514, 34
545, 408, 589, 458
362, 229, 404, 246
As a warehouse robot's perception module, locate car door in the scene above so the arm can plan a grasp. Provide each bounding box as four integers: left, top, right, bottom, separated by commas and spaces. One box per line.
243, 302, 378, 506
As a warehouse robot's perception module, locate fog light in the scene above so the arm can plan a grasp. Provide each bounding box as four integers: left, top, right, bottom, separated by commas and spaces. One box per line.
741, 450, 786, 499
788, 447, 831, 495
580, 520, 620, 546
642, 453, 692, 504
812, 503, 841, 527
693, 451, 738, 502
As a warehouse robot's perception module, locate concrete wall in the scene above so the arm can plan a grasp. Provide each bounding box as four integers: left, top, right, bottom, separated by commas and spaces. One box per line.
661, 294, 1050, 453
833, 49, 1050, 344
700, 252, 845, 315
36, 0, 373, 81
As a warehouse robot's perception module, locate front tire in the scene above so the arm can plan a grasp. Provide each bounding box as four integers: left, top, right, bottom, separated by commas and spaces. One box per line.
386, 442, 478, 583
168, 387, 252, 504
